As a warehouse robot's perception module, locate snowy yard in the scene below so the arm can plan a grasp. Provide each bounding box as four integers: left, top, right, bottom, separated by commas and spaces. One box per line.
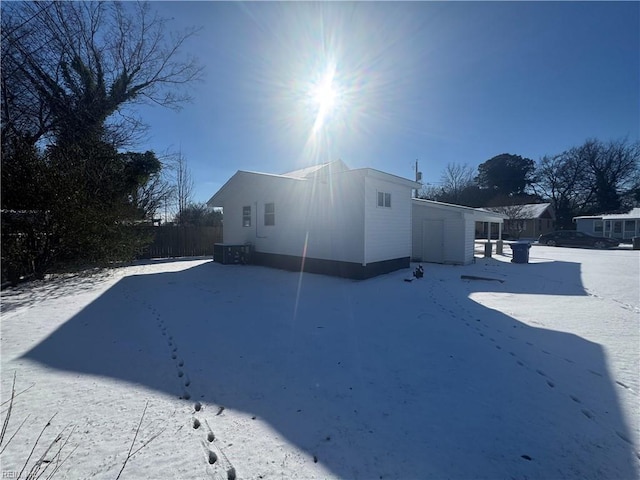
1, 245, 638, 479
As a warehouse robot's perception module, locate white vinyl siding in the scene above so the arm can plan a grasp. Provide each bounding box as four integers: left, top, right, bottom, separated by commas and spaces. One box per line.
210, 168, 416, 268
364, 177, 412, 264
412, 200, 496, 265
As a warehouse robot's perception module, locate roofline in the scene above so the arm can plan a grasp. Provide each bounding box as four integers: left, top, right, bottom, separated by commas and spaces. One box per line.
206, 170, 307, 207
354, 168, 421, 188
412, 198, 508, 220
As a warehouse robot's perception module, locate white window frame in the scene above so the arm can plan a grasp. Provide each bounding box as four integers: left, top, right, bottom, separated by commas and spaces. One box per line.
242, 206, 251, 227
377, 191, 391, 208
264, 202, 275, 226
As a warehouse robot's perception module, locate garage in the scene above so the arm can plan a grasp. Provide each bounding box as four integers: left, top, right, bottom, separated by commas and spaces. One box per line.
412, 199, 506, 265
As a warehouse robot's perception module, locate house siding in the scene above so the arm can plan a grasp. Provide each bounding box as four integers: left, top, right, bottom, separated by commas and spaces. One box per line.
462, 217, 476, 264
301, 171, 365, 264
412, 201, 491, 265
215, 171, 366, 265
364, 175, 412, 265
412, 203, 467, 264
576, 213, 640, 241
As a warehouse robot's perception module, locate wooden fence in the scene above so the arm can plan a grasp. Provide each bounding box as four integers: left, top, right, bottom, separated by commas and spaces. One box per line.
138, 225, 223, 259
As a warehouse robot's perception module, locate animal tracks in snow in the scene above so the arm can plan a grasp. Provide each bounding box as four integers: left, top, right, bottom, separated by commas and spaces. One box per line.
129, 294, 238, 479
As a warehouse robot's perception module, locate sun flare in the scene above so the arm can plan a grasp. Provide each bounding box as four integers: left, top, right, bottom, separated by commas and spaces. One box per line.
309, 63, 340, 133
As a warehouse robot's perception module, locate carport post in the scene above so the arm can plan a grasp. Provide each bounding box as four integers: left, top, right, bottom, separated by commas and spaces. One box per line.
496, 223, 504, 255
483, 221, 492, 257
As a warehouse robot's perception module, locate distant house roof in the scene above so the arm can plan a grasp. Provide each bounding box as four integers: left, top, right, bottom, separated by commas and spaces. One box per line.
487, 202, 554, 219
574, 207, 640, 221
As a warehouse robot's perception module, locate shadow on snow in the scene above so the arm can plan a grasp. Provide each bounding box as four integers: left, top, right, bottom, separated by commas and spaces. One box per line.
21, 259, 638, 479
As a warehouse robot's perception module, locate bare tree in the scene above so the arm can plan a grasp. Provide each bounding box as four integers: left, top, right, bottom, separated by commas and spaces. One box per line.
173, 151, 194, 223
1, 1, 203, 149
486, 202, 528, 239
534, 138, 639, 228
439, 163, 476, 203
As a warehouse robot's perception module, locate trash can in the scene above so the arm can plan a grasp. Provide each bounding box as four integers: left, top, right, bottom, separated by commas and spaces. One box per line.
510, 242, 531, 264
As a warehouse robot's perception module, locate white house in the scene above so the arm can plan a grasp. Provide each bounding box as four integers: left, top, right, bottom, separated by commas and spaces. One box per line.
207, 161, 420, 279
412, 199, 506, 265
574, 207, 640, 242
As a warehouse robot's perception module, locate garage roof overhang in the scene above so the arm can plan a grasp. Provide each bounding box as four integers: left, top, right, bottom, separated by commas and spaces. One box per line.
412, 199, 507, 223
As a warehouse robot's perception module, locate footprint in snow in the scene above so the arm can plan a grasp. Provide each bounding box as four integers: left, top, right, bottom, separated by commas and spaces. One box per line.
616, 430, 631, 444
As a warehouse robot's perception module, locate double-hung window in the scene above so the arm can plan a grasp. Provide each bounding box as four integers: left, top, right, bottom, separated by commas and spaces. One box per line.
377, 192, 391, 208
242, 206, 251, 227
264, 202, 275, 226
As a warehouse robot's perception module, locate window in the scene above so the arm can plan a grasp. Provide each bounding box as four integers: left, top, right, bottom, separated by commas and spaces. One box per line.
264, 202, 275, 226
377, 191, 391, 208
613, 221, 622, 234
594, 220, 603, 233
624, 220, 635, 232
242, 206, 251, 227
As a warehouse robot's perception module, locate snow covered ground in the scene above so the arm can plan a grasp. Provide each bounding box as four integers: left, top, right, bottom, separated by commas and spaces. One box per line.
1, 244, 638, 479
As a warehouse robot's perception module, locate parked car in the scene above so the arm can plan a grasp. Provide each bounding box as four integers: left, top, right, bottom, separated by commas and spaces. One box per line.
538, 231, 619, 249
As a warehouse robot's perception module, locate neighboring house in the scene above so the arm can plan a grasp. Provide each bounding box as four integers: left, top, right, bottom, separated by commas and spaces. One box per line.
207, 160, 420, 279
412, 199, 506, 265
574, 208, 640, 241
486, 203, 555, 239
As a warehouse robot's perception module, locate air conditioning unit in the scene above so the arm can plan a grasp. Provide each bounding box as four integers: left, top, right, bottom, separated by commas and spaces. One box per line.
213, 243, 252, 265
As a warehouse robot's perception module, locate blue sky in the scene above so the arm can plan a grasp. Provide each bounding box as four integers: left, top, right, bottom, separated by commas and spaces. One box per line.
134, 1, 639, 204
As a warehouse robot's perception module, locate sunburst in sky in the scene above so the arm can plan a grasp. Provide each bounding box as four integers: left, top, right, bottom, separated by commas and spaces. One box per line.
138, 2, 639, 203
309, 62, 339, 134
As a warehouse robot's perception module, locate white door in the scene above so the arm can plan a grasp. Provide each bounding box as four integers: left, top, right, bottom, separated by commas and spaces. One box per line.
422, 220, 444, 263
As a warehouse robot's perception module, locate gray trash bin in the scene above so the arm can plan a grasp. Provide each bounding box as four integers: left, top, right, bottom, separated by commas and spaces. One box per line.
510, 242, 531, 264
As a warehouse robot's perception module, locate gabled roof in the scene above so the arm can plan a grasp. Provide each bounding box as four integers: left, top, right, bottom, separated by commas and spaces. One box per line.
282, 159, 349, 178
206, 170, 305, 207
207, 161, 419, 207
